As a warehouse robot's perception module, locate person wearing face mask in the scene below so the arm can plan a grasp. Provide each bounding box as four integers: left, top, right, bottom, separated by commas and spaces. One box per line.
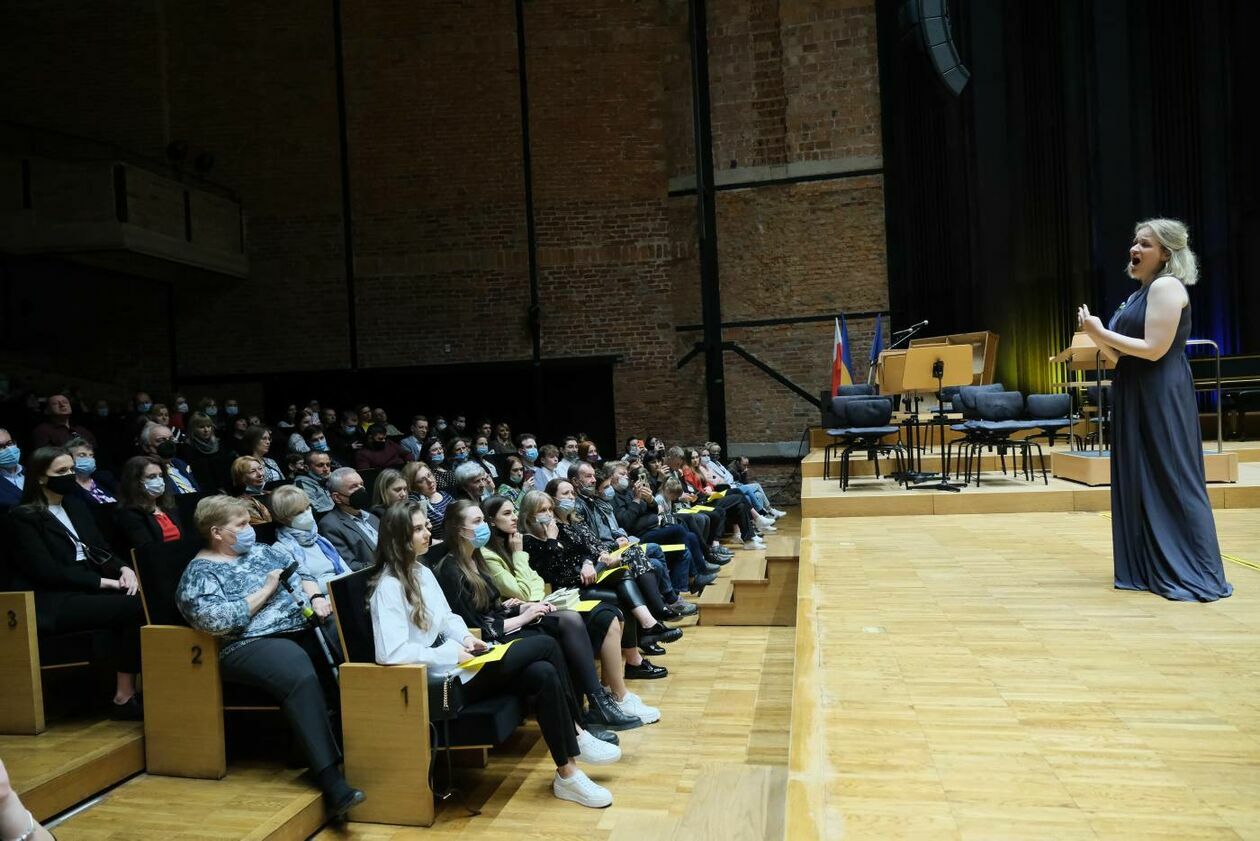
170, 395, 190, 431
295, 450, 337, 514
423, 438, 454, 491
270, 485, 350, 593
114, 455, 183, 550
470, 434, 499, 479
697, 442, 784, 524
179, 412, 233, 493
577, 440, 603, 468
494, 455, 534, 504
287, 414, 314, 455
8, 446, 145, 718
329, 410, 365, 466
354, 423, 410, 471
177, 495, 364, 817
302, 425, 341, 466
517, 433, 540, 468
0, 427, 24, 511
230, 457, 274, 525
140, 423, 200, 495
223, 398, 241, 419
65, 437, 118, 505
435, 500, 642, 735
317, 467, 381, 570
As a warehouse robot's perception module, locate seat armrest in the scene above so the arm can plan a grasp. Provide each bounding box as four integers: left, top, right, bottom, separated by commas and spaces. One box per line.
0, 591, 44, 734
141, 625, 226, 779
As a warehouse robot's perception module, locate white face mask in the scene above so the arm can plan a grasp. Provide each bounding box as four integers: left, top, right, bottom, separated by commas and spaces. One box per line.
291, 510, 317, 532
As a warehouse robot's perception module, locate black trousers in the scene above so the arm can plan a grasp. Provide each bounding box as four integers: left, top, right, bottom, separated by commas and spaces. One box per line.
37, 590, 144, 674
583, 577, 644, 648
219, 630, 342, 778
463, 634, 581, 767
538, 606, 619, 698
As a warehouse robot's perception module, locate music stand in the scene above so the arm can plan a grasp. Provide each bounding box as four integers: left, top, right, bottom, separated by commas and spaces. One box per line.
903, 343, 973, 492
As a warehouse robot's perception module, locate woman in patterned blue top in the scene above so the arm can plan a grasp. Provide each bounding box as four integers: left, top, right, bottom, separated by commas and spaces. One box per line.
175, 495, 365, 818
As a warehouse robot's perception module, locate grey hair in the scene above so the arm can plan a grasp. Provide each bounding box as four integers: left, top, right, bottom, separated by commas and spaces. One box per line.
452, 461, 487, 486
139, 423, 171, 447
1134, 218, 1198, 286
327, 466, 359, 495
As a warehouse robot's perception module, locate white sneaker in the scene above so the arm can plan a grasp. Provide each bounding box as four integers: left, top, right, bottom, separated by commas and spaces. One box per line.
754, 513, 776, 529
759, 522, 778, 533
771, 508, 788, 518
553, 769, 613, 808
612, 689, 661, 725
576, 729, 622, 765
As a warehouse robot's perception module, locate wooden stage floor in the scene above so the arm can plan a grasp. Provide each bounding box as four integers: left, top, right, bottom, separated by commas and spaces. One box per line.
790, 509, 1260, 840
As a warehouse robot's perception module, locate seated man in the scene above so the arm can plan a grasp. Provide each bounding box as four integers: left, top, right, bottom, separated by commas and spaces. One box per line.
316, 467, 379, 570
295, 449, 336, 514
371, 407, 403, 437
140, 422, 199, 495
353, 423, 410, 471
398, 415, 429, 462
31, 392, 98, 449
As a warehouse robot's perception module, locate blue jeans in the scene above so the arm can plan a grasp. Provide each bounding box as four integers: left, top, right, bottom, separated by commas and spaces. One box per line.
641, 524, 705, 595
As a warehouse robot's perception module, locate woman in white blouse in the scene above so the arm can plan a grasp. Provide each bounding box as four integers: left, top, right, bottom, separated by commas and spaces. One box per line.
368, 500, 622, 808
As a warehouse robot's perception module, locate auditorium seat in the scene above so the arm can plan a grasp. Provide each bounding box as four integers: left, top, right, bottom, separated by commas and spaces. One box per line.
328, 568, 524, 827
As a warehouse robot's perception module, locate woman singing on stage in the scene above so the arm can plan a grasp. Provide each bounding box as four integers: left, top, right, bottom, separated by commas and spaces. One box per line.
1077, 218, 1231, 601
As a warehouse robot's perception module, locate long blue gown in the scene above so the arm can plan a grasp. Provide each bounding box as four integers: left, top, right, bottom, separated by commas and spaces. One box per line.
1107, 281, 1232, 601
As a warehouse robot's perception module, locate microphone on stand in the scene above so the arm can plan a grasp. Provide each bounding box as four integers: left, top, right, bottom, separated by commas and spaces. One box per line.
894, 319, 929, 336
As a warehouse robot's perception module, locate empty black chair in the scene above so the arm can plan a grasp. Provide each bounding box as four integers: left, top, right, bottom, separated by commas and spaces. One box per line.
821, 384, 876, 428
825, 397, 907, 491
954, 391, 1048, 486
327, 568, 524, 751
1022, 393, 1072, 447
174, 491, 214, 531
263, 479, 293, 492
955, 383, 1006, 420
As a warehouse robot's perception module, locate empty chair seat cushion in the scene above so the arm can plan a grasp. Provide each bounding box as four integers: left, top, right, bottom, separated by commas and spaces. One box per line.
436, 696, 525, 747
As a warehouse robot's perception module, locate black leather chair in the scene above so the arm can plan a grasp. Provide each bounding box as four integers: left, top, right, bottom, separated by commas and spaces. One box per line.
952, 392, 1047, 486
1022, 393, 1072, 447
824, 397, 907, 491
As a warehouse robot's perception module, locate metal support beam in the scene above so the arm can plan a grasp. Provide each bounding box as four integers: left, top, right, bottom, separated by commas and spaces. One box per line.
515, 0, 545, 427
332, 0, 358, 369
688, 0, 727, 451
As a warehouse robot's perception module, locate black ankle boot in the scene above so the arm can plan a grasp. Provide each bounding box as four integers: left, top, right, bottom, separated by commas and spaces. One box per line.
585, 689, 643, 730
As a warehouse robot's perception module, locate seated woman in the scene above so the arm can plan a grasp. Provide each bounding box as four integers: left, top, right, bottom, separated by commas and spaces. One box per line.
495, 455, 532, 503
369, 501, 621, 808
115, 456, 184, 550
7, 446, 144, 718
230, 456, 274, 525
470, 434, 499, 479
576, 439, 602, 469
451, 461, 492, 504
369, 468, 408, 520
270, 484, 351, 607
228, 415, 251, 456
702, 442, 786, 519
66, 436, 117, 505
180, 411, 233, 493
676, 447, 763, 550
176, 495, 362, 816
481, 495, 658, 726
437, 500, 641, 732
242, 426, 285, 484
423, 438, 454, 491
405, 462, 453, 534
519, 488, 674, 680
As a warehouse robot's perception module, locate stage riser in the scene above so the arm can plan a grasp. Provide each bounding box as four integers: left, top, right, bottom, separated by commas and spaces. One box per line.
801, 477, 1260, 518
1053, 451, 1239, 486
803, 452, 1049, 479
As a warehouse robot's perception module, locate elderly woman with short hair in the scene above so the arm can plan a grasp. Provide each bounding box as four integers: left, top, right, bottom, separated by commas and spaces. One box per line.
230, 456, 273, 525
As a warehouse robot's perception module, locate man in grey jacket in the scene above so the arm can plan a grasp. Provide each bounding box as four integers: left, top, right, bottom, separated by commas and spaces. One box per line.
316, 467, 379, 570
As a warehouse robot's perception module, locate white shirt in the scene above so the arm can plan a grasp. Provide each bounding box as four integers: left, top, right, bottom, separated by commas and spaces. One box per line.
533, 463, 562, 488
556, 459, 576, 479
371, 565, 476, 682
1, 465, 23, 489
47, 503, 86, 560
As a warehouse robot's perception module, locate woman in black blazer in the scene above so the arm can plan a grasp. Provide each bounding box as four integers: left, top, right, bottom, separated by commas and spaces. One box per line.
7, 446, 145, 718
114, 456, 184, 551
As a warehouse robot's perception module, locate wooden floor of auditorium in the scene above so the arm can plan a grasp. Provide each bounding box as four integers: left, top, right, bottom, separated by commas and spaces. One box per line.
9, 445, 1260, 840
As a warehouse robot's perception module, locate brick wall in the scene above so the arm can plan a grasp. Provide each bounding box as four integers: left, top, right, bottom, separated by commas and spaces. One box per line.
0, 0, 885, 451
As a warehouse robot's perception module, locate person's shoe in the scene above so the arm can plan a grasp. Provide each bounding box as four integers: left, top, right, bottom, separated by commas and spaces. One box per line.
576, 728, 622, 765
625, 659, 668, 680
669, 599, 699, 616
639, 642, 666, 656
639, 623, 683, 647
700, 560, 722, 573
585, 689, 643, 731
759, 522, 778, 533
691, 571, 718, 589
712, 544, 733, 557
584, 724, 620, 744
770, 507, 788, 518
327, 787, 366, 820
110, 695, 144, 721
554, 769, 613, 808
754, 513, 776, 530
707, 551, 731, 566
613, 690, 661, 725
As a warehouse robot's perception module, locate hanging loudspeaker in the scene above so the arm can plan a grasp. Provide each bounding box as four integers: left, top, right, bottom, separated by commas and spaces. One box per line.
899, 0, 970, 96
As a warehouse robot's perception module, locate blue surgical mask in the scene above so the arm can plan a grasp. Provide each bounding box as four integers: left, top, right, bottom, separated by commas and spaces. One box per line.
430, 453, 444, 465
617, 477, 630, 491
143, 476, 167, 497
74, 457, 97, 477
229, 524, 256, 555
475, 445, 489, 456
225, 406, 239, 416
557, 498, 576, 512
469, 522, 491, 549
343, 425, 357, 434
524, 447, 538, 462
176, 402, 190, 414
601, 486, 615, 500
205, 406, 218, 417
479, 488, 491, 501
0, 446, 21, 468
700, 454, 711, 464
453, 452, 468, 463
291, 510, 317, 533
655, 494, 666, 509
536, 514, 554, 526
96, 407, 110, 417
137, 402, 153, 413
312, 439, 329, 452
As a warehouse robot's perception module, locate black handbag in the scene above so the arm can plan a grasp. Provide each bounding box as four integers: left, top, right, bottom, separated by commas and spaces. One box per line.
428, 671, 465, 721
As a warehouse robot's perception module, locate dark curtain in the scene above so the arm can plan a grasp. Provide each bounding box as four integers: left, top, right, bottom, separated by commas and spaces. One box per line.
878, 0, 1257, 393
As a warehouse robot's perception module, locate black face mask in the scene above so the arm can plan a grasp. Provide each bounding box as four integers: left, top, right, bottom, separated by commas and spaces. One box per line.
368, 439, 385, 450
45, 474, 80, 496
348, 488, 371, 510
155, 440, 177, 460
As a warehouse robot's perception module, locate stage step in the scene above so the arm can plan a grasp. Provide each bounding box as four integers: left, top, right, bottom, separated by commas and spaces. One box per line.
697, 531, 800, 627
801, 463, 1260, 518
1, 717, 143, 822
45, 763, 326, 841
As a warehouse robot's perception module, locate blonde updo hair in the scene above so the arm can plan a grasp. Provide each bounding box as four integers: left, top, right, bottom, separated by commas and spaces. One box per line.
1134, 218, 1198, 286
194, 495, 251, 540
